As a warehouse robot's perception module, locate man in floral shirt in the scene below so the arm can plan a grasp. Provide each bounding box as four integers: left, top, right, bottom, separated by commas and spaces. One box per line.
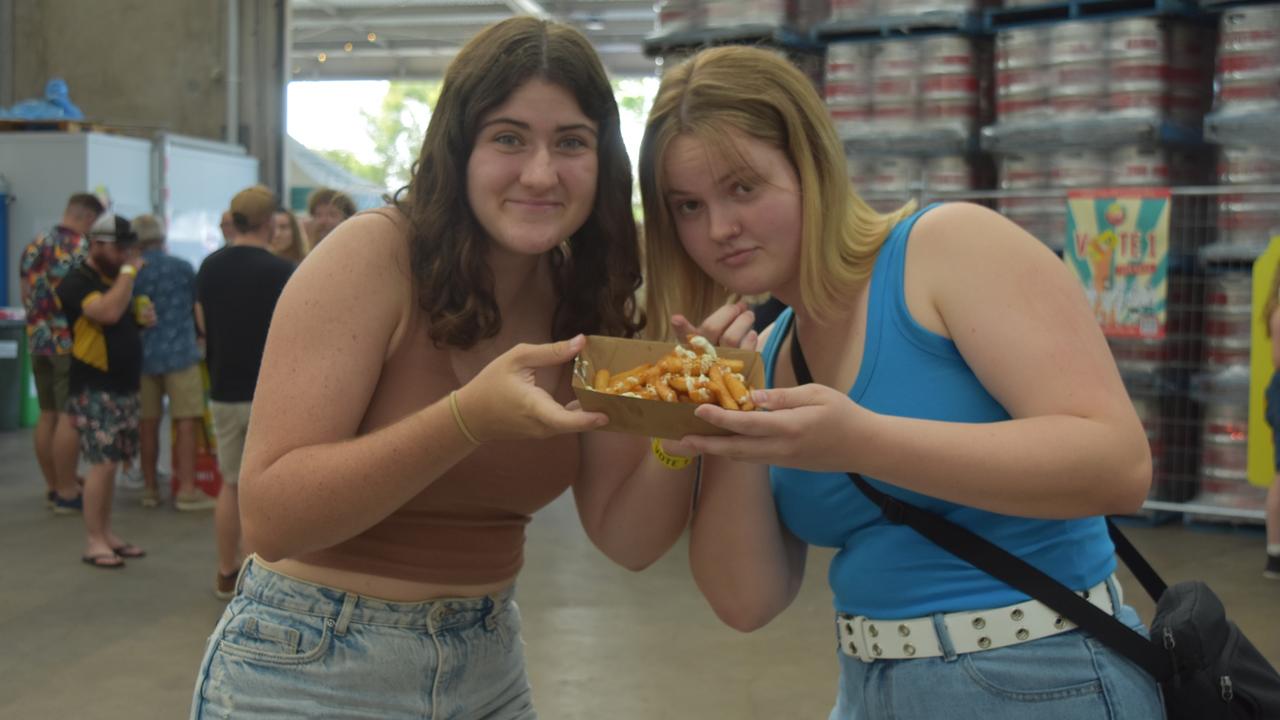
19, 192, 104, 513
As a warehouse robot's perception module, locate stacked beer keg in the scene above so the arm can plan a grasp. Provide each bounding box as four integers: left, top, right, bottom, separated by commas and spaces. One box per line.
826, 35, 979, 207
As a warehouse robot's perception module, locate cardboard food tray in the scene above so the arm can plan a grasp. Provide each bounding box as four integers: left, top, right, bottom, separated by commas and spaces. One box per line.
572, 334, 765, 441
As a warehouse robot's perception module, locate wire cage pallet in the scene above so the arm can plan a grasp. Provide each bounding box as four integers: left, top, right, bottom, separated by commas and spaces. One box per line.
857, 184, 1280, 524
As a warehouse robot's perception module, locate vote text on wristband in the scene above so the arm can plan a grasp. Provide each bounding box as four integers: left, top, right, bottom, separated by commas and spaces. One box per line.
651, 437, 693, 470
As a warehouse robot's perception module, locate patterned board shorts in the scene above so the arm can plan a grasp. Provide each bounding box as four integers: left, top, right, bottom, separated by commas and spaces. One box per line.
68, 389, 140, 465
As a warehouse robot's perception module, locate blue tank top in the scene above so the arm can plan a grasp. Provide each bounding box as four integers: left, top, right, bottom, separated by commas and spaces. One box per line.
762, 204, 1115, 618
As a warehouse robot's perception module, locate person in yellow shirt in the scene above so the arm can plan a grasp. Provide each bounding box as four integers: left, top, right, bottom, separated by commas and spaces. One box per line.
1260, 267, 1280, 579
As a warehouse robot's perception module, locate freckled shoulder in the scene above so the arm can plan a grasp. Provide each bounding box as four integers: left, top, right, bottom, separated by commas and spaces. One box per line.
295, 206, 417, 358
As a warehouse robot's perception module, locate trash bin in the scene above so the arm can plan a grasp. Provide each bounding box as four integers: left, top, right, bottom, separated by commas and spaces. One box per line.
0, 308, 24, 431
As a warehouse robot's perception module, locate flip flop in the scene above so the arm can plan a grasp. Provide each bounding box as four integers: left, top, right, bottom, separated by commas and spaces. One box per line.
82, 553, 125, 569
110, 543, 147, 559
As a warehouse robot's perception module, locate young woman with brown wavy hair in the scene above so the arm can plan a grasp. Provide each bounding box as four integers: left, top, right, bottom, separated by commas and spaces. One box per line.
190, 18, 695, 718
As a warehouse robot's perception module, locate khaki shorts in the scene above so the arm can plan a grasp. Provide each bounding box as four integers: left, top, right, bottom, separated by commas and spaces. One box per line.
140, 364, 205, 420
32, 353, 72, 412
209, 401, 252, 486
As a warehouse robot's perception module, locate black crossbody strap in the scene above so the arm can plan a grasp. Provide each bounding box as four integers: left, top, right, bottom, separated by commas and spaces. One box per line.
786, 322, 1171, 680
1106, 518, 1169, 602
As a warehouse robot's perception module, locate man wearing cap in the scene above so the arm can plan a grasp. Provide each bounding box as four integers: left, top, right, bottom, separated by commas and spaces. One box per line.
19, 192, 105, 514
57, 214, 156, 568
196, 185, 294, 597
131, 214, 213, 512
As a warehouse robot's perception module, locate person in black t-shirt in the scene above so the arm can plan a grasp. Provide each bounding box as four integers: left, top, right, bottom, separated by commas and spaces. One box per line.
195, 185, 294, 598
57, 213, 156, 568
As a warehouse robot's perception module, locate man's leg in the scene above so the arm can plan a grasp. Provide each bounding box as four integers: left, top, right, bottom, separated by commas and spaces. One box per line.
82, 459, 120, 562
215, 483, 241, 577
210, 401, 250, 577
35, 411, 58, 494
32, 355, 60, 496
138, 374, 163, 498
52, 412, 82, 499
50, 355, 82, 501
174, 417, 198, 495
1265, 475, 1280, 579
100, 391, 143, 553
139, 418, 161, 490
169, 364, 209, 502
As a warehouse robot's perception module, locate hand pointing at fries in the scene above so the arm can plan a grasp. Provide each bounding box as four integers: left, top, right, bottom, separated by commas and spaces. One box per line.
672, 300, 759, 352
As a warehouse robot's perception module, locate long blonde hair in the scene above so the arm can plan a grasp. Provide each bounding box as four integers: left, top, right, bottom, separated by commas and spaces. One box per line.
638, 46, 916, 340
274, 209, 311, 264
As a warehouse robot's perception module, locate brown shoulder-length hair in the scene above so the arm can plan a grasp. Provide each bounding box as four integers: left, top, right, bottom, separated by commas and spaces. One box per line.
396, 16, 643, 349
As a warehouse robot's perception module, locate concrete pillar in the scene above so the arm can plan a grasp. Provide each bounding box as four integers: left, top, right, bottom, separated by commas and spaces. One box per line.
9, 0, 286, 195
0, 0, 13, 108
236, 0, 288, 195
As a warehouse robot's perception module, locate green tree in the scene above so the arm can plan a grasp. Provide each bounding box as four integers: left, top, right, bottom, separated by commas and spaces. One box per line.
308, 81, 441, 193
364, 81, 442, 191
614, 77, 654, 121
315, 148, 385, 187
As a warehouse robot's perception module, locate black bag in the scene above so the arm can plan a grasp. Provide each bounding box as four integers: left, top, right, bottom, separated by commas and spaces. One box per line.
1146, 580, 1280, 718
788, 329, 1280, 719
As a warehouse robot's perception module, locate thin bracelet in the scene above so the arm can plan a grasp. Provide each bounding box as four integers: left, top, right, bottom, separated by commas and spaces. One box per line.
448, 390, 482, 446
651, 437, 693, 470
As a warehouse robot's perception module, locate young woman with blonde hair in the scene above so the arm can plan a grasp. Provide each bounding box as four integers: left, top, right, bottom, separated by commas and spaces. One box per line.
640, 45, 1164, 719
269, 208, 310, 263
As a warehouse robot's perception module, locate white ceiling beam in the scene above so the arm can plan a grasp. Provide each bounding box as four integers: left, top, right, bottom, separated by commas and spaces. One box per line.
504, 0, 550, 19
293, 11, 513, 28
293, 41, 642, 58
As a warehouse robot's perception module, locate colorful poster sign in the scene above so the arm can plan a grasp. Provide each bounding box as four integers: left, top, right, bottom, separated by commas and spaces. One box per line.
1063, 188, 1170, 338
1248, 235, 1280, 489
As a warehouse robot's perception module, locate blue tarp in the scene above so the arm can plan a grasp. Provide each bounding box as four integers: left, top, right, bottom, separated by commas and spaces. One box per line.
0, 78, 85, 121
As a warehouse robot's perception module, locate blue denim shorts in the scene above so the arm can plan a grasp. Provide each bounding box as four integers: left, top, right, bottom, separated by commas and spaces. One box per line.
829, 579, 1165, 720
190, 559, 535, 719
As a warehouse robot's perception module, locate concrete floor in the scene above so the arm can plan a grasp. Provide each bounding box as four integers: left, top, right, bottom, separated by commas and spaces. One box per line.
0, 427, 1277, 720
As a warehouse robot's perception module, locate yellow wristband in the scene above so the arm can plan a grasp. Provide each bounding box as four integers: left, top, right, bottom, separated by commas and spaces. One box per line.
119, 264, 137, 277
449, 390, 482, 446
651, 437, 693, 470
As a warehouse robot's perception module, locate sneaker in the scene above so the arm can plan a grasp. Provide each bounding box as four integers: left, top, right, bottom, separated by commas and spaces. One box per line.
1266, 554, 1280, 581
117, 465, 145, 490
140, 488, 161, 508
214, 570, 238, 600
52, 493, 83, 515
175, 490, 216, 512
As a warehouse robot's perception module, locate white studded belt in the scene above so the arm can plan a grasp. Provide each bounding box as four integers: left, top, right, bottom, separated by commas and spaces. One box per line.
837, 575, 1118, 662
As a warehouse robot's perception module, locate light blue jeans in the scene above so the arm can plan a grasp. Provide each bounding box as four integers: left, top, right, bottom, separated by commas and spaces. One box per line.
190, 559, 535, 719
830, 578, 1165, 719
